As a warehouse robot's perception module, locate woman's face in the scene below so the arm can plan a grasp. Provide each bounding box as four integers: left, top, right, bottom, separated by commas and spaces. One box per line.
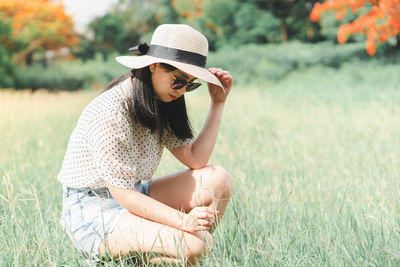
150, 63, 198, 102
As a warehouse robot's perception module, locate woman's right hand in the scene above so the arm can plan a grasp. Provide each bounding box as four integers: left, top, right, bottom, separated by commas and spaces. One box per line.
181, 206, 219, 232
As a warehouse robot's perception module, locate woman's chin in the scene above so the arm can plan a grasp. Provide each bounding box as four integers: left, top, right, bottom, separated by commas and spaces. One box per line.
168, 94, 178, 101
156, 93, 179, 103
159, 98, 174, 103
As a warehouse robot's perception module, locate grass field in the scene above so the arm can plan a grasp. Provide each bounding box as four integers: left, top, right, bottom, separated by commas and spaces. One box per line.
1, 59, 400, 266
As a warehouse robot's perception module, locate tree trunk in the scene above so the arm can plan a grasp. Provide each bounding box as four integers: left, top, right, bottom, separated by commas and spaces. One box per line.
397, 34, 400, 49
26, 51, 34, 66
102, 51, 108, 62
280, 18, 288, 42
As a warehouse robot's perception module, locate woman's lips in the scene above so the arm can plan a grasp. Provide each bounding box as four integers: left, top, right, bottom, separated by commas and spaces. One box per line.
169, 94, 177, 100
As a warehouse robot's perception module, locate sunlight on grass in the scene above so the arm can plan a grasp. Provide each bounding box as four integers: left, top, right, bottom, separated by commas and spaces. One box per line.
1, 64, 400, 265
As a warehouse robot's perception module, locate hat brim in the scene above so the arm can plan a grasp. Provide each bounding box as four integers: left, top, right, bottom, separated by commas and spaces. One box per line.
115, 55, 223, 89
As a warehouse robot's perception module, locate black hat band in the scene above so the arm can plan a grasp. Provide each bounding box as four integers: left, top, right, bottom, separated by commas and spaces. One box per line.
146, 44, 207, 68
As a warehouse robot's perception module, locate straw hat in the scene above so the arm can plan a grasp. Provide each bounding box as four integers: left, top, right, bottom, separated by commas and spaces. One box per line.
115, 24, 223, 88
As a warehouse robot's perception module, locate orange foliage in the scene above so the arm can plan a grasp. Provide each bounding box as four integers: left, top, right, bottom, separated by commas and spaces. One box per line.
172, 0, 206, 19
0, 0, 79, 63
310, 0, 400, 55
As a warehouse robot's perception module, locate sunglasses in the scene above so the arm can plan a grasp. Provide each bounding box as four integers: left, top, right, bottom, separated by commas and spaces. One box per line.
169, 73, 201, 92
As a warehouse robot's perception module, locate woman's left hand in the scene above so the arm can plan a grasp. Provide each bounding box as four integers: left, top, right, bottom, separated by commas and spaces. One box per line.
208, 68, 233, 103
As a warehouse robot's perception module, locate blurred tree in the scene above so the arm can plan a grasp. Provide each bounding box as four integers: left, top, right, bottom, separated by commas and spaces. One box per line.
310, 0, 400, 55
232, 2, 281, 44
89, 13, 127, 61
172, 0, 233, 49
87, 0, 327, 54
172, 0, 204, 19
72, 34, 96, 62
0, 18, 26, 87
0, 0, 79, 65
247, 0, 323, 42
89, 0, 181, 60
173, 0, 323, 49
190, 0, 281, 48
171, 0, 231, 49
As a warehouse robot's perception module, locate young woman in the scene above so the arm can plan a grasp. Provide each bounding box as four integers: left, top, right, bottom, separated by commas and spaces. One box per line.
58, 24, 233, 265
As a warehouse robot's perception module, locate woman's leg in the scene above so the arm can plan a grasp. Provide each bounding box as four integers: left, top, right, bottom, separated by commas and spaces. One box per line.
99, 164, 232, 264
99, 211, 213, 265
148, 164, 233, 227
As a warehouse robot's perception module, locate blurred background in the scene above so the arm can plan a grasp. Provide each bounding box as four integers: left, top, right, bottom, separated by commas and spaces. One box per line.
1, 1, 400, 266
1, 0, 399, 91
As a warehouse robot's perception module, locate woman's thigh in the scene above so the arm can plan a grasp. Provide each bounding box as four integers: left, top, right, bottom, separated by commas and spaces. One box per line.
148, 164, 232, 212
99, 211, 212, 259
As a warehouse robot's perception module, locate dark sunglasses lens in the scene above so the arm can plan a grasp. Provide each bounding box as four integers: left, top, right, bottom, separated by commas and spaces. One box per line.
186, 82, 201, 92
171, 79, 186, 90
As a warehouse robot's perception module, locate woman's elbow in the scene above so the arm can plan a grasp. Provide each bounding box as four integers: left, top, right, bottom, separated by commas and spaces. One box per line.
186, 161, 208, 170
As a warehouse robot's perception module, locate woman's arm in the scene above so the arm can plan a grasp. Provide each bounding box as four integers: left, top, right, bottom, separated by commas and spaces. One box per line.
106, 182, 217, 232
171, 68, 233, 169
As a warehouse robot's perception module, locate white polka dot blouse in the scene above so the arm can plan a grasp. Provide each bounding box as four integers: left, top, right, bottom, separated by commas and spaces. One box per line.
57, 78, 195, 189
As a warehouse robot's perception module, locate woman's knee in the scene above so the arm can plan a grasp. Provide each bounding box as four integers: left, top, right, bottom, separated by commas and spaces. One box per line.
209, 164, 233, 198
184, 231, 213, 263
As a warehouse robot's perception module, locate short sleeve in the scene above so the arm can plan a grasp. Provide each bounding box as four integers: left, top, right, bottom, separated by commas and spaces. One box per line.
88, 108, 139, 189
162, 130, 195, 151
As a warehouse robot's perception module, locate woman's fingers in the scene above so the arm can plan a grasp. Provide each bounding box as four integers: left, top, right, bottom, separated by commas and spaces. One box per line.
208, 67, 219, 73
191, 207, 219, 221
196, 219, 210, 226
222, 75, 233, 86
197, 207, 218, 214
195, 219, 214, 232
192, 207, 218, 228
209, 67, 229, 77
185, 207, 220, 232
194, 212, 217, 222
193, 211, 210, 219
216, 71, 229, 77
192, 206, 218, 214
210, 68, 232, 88
196, 226, 209, 231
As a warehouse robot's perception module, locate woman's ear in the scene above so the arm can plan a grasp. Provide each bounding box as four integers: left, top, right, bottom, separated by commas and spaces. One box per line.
149, 64, 156, 73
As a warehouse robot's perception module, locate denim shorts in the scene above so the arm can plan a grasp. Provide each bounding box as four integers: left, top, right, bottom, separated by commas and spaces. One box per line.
60, 180, 151, 259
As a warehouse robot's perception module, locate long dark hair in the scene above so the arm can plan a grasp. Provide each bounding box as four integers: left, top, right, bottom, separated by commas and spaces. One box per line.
104, 64, 194, 140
